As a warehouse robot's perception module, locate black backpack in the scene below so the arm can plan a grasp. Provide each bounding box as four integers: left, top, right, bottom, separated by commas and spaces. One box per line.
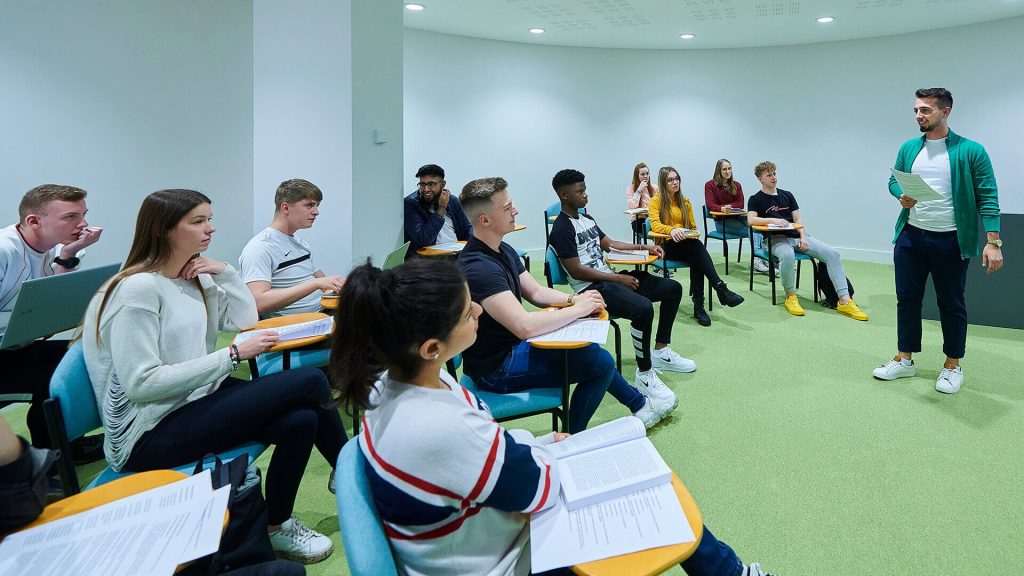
817, 261, 854, 309
181, 454, 278, 574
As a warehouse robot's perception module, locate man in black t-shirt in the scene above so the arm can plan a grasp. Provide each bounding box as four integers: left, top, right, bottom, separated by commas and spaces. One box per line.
457, 177, 673, 431
746, 161, 867, 320
549, 169, 696, 418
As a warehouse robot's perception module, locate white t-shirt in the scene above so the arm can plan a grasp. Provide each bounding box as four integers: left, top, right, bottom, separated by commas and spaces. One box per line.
434, 209, 458, 245
0, 224, 57, 338
908, 138, 956, 232
238, 227, 321, 317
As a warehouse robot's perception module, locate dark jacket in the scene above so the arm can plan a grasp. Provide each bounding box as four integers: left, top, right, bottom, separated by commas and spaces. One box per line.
403, 191, 474, 256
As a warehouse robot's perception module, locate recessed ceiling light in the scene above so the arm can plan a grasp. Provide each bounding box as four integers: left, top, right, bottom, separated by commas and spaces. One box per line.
816, 16, 835, 23
529, 28, 545, 34
679, 34, 695, 40
405, 3, 425, 11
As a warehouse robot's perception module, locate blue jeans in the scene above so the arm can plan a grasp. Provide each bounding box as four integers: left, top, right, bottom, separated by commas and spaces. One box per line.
532, 524, 743, 576
894, 224, 970, 358
478, 341, 644, 433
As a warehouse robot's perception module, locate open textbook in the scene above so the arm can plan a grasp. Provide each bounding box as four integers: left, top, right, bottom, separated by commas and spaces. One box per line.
530, 416, 694, 571
234, 316, 334, 345
549, 416, 671, 510
0, 471, 229, 576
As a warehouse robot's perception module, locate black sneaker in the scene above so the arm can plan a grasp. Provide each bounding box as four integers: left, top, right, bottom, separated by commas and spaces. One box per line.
714, 283, 745, 307
71, 434, 105, 465
692, 300, 711, 326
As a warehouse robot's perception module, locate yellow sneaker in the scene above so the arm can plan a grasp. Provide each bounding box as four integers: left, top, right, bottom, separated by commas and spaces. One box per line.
837, 299, 868, 321
784, 295, 804, 316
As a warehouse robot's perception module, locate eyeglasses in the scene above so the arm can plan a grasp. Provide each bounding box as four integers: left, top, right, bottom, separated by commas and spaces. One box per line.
417, 181, 441, 190
667, 177, 681, 183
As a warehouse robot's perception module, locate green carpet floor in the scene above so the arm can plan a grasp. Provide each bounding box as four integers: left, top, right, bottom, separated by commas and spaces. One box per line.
4, 253, 1021, 576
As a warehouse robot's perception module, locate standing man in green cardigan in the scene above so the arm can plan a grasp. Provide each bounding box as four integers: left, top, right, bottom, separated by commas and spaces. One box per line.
873, 88, 1003, 394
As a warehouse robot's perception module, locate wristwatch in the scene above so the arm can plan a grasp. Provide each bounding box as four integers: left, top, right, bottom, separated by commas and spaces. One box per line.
988, 238, 1003, 248
53, 255, 81, 269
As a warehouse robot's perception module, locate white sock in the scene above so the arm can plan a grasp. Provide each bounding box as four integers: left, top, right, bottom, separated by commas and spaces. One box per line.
900, 358, 913, 366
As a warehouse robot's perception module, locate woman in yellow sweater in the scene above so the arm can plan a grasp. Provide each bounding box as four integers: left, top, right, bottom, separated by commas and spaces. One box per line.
649, 166, 744, 326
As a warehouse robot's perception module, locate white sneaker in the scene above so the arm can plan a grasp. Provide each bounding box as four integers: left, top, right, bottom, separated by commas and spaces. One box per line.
935, 366, 963, 394
872, 357, 916, 381
742, 563, 776, 576
270, 517, 334, 564
651, 347, 697, 373
635, 368, 678, 410
753, 259, 769, 274
632, 398, 665, 429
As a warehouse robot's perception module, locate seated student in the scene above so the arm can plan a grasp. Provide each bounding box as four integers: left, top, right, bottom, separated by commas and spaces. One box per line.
239, 178, 345, 318
403, 163, 473, 256
457, 177, 672, 430
549, 168, 694, 406
626, 162, 655, 238
746, 161, 868, 320
705, 159, 770, 274
0, 184, 104, 462
649, 167, 745, 327
330, 259, 777, 576
81, 189, 346, 564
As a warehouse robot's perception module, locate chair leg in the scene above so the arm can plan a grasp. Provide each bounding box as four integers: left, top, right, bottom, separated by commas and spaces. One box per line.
44, 398, 81, 497
523, 254, 531, 272
768, 237, 777, 305
248, 358, 260, 379
721, 237, 729, 275
812, 260, 820, 303
610, 320, 622, 374
737, 238, 743, 263
796, 260, 802, 290
561, 350, 571, 433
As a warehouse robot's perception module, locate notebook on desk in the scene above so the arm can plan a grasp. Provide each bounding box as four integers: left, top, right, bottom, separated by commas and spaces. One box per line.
0, 262, 121, 350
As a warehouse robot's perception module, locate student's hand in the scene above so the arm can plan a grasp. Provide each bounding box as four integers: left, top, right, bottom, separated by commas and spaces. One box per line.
898, 194, 918, 209
552, 433, 571, 442
62, 226, 104, 255
644, 244, 665, 258
796, 237, 809, 251
437, 189, 451, 210
179, 257, 227, 279
772, 218, 790, 227
317, 275, 346, 292
982, 244, 1004, 274
570, 290, 605, 317
234, 331, 280, 360
637, 180, 648, 194
617, 274, 639, 291
669, 227, 689, 242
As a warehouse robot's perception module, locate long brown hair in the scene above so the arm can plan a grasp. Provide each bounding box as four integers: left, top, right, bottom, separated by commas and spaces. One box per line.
630, 162, 648, 192
712, 159, 737, 197
93, 189, 212, 340
656, 166, 693, 229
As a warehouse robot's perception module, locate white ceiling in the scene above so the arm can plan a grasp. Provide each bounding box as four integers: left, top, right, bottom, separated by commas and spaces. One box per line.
403, 0, 1024, 49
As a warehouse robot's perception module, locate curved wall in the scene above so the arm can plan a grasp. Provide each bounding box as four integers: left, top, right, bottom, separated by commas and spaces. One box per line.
405, 17, 1023, 261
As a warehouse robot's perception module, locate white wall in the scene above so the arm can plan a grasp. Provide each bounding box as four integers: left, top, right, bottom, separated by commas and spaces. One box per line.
253, 0, 354, 274
405, 17, 1023, 263
0, 0, 254, 268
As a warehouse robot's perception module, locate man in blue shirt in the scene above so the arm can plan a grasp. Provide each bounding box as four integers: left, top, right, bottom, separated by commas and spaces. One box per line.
403, 164, 473, 257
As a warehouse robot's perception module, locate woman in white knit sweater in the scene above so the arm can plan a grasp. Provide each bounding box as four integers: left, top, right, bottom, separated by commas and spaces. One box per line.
82, 189, 346, 565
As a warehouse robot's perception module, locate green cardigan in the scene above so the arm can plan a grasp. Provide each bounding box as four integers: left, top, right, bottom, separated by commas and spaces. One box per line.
887, 129, 1001, 259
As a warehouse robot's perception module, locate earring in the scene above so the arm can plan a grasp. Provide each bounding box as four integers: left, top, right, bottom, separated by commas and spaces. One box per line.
432, 353, 440, 360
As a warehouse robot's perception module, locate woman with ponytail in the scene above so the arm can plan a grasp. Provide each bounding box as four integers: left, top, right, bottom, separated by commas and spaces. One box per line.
330, 258, 777, 576
82, 189, 345, 564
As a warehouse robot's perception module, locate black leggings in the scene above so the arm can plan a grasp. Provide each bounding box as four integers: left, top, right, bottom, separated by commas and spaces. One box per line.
591, 271, 682, 371
126, 368, 347, 525
661, 238, 724, 301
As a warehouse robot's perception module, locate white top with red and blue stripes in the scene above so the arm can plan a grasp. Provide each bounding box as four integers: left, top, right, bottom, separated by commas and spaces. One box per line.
359, 370, 560, 576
